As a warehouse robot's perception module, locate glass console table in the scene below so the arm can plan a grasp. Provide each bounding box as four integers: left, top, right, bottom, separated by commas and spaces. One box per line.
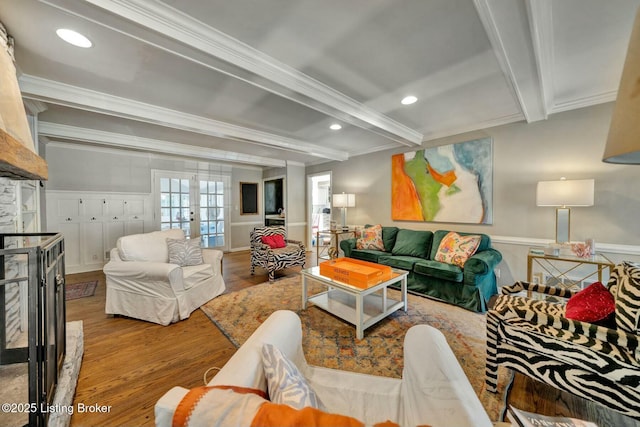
527, 247, 615, 292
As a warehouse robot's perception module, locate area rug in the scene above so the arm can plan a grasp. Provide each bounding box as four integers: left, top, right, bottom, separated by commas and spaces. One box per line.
65, 281, 98, 301
201, 275, 513, 421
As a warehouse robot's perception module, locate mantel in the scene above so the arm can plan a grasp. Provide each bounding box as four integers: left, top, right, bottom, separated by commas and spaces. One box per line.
0, 128, 48, 180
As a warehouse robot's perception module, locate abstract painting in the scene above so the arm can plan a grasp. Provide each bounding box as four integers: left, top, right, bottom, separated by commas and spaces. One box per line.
392, 137, 493, 224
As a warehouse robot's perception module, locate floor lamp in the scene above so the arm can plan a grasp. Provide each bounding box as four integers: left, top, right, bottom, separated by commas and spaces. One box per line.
536, 179, 594, 244
332, 193, 355, 229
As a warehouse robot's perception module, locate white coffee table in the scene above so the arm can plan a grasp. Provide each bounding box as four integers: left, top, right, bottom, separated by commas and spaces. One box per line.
301, 265, 408, 339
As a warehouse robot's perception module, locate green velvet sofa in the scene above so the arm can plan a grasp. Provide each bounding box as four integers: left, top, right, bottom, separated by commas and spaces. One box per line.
339, 227, 502, 312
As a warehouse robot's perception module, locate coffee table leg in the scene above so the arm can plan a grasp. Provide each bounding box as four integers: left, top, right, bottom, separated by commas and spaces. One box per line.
356, 294, 363, 340
402, 276, 408, 312
302, 275, 308, 309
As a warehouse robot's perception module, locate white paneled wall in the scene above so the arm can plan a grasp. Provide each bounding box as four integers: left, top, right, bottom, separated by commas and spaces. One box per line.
46, 191, 153, 273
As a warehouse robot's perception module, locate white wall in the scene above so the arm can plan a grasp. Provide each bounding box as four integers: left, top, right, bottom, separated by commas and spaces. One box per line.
307, 102, 640, 284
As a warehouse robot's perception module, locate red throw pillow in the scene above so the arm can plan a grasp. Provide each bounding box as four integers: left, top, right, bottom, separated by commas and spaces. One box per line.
565, 282, 615, 325
271, 234, 286, 248
260, 235, 286, 249
261, 235, 276, 248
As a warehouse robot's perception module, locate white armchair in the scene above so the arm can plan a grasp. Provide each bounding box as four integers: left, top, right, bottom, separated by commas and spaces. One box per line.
155, 310, 491, 427
104, 229, 225, 325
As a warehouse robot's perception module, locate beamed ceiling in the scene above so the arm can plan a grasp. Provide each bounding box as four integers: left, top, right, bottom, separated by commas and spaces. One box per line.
2, 0, 639, 168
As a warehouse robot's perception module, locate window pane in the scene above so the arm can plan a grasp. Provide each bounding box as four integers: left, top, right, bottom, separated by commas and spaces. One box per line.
160, 223, 171, 230
160, 193, 171, 207
170, 178, 180, 192
181, 193, 190, 207
208, 194, 216, 207
181, 208, 190, 221
200, 208, 208, 220
180, 179, 189, 193
217, 208, 224, 220
171, 194, 180, 207
200, 194, 208, 207
160, 178, 170, 192
217, 195, 224, 207
216, 182, 223, 193
181, 223, 190, 235
161, 208, 171, 222
199, 180, 207, 193
171, 208, 182, 221
217, 222, 224, 233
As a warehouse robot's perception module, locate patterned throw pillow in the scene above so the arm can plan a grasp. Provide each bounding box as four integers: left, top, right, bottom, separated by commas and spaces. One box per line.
610, 261, 640, 333
261, 344, 319, 410
434, 231, 481, 267
356, 224, 385, 251
167, 238, 203, 266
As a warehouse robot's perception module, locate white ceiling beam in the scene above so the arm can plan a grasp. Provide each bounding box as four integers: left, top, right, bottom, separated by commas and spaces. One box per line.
43, 0, 422, 146
473, 0, 547, 122
38, 122, 286, 167
526, 0, 554, 116
19, 75, 348, 161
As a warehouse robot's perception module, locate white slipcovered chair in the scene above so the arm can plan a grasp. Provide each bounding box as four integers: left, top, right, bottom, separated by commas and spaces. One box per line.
155, 310, 491, 427
103, 229, 225, 325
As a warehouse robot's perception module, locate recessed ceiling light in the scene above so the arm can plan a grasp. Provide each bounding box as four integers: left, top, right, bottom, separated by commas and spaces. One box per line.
56, 29, 92, 48
329, 123, 342, 130
401, 95, 418, 105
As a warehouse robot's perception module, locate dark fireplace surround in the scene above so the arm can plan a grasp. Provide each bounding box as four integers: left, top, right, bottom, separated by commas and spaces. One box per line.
0, 233, 65, 427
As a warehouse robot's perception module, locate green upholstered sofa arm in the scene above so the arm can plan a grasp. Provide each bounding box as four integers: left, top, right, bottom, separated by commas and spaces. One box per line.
340, 238, 357, 257
464, 248, 502, 275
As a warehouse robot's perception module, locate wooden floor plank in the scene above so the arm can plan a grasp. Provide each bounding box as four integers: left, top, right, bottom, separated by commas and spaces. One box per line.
65, 251, 638, 426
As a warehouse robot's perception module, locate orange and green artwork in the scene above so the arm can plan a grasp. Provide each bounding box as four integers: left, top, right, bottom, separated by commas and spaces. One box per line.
391, 138, 492, 224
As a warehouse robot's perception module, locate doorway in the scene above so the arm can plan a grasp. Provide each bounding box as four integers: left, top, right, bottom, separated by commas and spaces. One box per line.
152, 170, 230, 251
306, 172, 332, 250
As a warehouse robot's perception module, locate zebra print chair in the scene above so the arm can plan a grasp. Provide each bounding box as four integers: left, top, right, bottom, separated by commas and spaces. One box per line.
250, 226, 306, 282
486, 262, 640, 419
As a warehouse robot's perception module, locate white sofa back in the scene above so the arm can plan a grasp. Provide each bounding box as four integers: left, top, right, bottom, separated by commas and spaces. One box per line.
117, 229, 185, 263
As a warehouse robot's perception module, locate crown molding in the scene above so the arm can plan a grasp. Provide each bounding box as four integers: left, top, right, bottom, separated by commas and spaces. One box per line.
38, 122, 287, 167
20, 75, 347, 161
549, 90, 617, 115
23, 99, 48, 115
43, 0, 422, 146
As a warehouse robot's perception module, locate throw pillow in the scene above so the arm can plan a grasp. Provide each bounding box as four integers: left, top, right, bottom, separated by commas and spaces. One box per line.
611, 261, 640, 333
261, 344, 320, 410
565, 282, 616, 325
356, 224, 385, 251
167, 238, 203, 266
434, 231, 481, 268
261, 235, 286, 249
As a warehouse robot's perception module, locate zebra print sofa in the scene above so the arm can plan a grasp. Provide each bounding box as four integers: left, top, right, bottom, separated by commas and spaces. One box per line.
486, 262, 640, 419
250, 226, 305, 282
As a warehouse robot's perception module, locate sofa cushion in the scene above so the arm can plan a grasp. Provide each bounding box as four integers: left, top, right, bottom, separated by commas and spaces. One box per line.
391, 229, 432, 258
378, 255, 423, 271
182, 263, 214, 290
356, 224, 385, 250
118, 229, 185, 262
167, 238, 204, 266
350, 249, 386, 263
433, 231, 481, 268
262, 344, 320, 409
414, 260, 463, 282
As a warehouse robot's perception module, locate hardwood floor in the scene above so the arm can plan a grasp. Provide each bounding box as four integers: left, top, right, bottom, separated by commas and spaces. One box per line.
65, 251, 638, 427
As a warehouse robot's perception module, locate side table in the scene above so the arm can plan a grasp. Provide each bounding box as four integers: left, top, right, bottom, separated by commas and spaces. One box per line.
527, 247, 614, 292
316, 229, 355, 263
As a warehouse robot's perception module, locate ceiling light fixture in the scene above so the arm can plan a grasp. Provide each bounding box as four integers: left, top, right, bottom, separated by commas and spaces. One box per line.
329, 123, 342, 130
401, 95, 418, 105
56, 29, 92, 48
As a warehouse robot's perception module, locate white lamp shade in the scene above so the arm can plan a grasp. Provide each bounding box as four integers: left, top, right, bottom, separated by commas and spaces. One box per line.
333, 193, 356, 208
603, 8, 640, 164
536, 179, 594, 207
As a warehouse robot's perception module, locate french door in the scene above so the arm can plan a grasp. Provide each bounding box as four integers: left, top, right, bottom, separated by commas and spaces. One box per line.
153, 171, 229, 250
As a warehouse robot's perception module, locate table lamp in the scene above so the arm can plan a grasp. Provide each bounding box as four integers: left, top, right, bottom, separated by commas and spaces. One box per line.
333, 193, 355, 228
536, 178, 594, 244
